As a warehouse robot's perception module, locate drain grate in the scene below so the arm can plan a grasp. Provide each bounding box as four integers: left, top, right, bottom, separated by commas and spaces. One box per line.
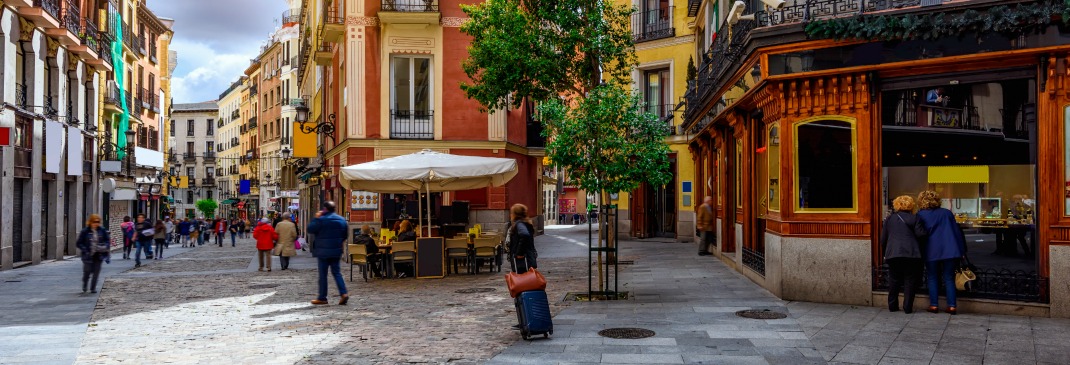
455, 287, 496, 294
598, 327, 656, 339
736, 309, 788, 319
248, 284, 280, 289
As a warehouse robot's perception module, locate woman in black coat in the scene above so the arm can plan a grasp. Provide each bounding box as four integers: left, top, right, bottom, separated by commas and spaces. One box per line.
880, 195, 928, 313
75, 214, 111, 294
507, 204, 537, 273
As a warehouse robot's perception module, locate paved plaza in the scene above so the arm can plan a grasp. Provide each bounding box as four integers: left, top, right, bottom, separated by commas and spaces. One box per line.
1, 225, 1070, 364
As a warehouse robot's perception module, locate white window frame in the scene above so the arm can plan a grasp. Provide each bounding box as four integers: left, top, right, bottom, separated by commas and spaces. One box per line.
390, 55, 434, 114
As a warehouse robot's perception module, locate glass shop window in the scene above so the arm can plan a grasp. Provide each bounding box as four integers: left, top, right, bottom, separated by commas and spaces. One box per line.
795, 118, 856, 212
767, 124, 781, 212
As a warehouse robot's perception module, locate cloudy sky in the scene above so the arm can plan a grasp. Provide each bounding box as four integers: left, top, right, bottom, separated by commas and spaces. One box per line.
150, 0, 291, 103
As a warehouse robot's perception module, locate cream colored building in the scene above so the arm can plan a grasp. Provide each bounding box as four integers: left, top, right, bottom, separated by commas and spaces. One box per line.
216, 77, 246, 217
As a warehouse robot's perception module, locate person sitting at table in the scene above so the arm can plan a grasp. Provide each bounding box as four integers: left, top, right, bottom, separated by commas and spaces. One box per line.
396, 220, 417, 242
354, 225, 382, 277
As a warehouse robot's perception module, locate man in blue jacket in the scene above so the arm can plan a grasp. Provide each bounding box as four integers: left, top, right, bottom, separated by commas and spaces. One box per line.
307, 201, 349, 305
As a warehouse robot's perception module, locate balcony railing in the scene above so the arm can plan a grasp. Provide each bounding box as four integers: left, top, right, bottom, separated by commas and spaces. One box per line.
646, 103, 676, 135
204, 152, 217, 161
183, 152, 196, 161
104, 82, 121, 107
382, 0, 439, 12
61, 0, 81, 35
389, 109, 434, 140
34, 0, 60, 20
82, 17, 100, 53
99, 32, 113, 65
632, 6, 674, 43
282, 8, 301, 24
202, 177, 215, 186
44, 96, 58, 118
15, 83, 27, 109
121, 22, 135, 50
248, 117, 258, 129
231, 109, 240, 119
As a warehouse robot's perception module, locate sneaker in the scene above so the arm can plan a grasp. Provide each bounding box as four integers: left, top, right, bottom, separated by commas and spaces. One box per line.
310, 299, 328, 305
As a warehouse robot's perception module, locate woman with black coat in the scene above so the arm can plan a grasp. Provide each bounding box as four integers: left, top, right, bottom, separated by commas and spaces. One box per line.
75, 214, 111, 294
507, 204, 537, 273
880, 195, 928, 313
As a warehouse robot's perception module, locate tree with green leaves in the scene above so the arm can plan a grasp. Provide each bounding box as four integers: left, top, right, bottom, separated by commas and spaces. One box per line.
195, 199, 219, 219
461, 0, 671, 293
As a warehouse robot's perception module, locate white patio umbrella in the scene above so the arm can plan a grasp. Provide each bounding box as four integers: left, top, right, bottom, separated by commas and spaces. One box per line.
339, 149, 519, 236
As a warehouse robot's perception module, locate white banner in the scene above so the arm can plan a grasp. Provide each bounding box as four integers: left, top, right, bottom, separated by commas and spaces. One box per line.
135, 147, 164, 169
45, 120, 65, 174
67, 127, 83, 176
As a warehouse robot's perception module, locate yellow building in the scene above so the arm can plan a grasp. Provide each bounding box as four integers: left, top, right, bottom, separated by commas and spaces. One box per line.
612, 0, 697, 241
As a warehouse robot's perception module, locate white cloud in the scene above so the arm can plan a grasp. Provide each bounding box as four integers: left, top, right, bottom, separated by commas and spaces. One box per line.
170, 39, 259, 103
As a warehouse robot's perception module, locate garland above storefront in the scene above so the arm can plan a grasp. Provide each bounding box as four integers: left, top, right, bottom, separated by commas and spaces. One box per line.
804, 1, 1070, 41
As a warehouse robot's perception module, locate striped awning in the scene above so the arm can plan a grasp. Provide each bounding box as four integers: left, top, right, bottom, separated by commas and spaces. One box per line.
928, 165, 989, 184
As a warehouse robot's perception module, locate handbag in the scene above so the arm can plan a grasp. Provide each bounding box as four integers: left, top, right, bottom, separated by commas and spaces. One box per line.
295, 238, 303, 250
955, 256, 977, 291
505, 258, 546, 298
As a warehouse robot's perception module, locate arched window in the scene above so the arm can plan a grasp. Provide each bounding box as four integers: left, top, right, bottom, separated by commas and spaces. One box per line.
794, 117, 856, 212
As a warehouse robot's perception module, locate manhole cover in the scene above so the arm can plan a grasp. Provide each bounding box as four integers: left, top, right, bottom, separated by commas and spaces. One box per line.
735, 309, 787, 319
248, 284, 280, 289
455, 287, 496, 294
598, 328, 656, 339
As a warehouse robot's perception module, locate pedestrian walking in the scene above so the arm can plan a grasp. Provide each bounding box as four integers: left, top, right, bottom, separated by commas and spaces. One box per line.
880, 195, 928, 314
697, 196, 715, 256
242, 219, 251, 239
132, 214, 154, 268
215, 218, 227, 247
229, 218, 239, 247
307, 201, 349, 305
178, 218, 192, 247
254, 218, 279, 272
120, 216, 134, 260
274, 213, 298, 270
196, 217, 206, 246
164, 217, 175, 248
917, 190, 968, 315
75, 214, 111, 294
507, 204, 537, 274
153, 220, 167, 259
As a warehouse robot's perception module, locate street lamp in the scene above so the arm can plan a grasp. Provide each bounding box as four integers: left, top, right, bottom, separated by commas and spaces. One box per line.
294, 103, 335, 140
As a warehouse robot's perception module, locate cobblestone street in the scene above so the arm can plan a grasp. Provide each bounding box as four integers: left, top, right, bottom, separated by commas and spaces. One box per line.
75, 234, 590, 365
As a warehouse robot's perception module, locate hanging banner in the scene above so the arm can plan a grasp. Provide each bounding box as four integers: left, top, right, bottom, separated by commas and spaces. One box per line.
350, 190, 379, 211
45, 120, 65, 173
67, 127, 83, 176
239, 179, 251, 194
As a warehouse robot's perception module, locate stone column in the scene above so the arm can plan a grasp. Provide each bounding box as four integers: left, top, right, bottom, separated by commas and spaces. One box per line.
26, 28, 45, 264
0, 3, 18, 270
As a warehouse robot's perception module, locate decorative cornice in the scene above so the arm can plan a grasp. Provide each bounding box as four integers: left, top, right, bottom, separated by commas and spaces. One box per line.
347, 16, 380, 26
635, 34, 696, 52
441, 17, 469, 28
19, 17, 34, 42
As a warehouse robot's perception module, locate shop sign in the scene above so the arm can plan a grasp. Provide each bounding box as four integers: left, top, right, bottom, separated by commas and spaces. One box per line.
279, 190, 299, 198
559, 199, 577, 213
350, 191, 379, 211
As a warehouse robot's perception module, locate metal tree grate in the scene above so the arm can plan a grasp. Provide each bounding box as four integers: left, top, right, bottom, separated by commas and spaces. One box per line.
736, 309, 787, 319
598, 328, 656, 339
455, 287, 496, 294
247, 284, 280, 289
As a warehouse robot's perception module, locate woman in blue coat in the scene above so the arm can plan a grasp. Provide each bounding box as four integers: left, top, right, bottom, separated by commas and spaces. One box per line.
916, 191, 967, 315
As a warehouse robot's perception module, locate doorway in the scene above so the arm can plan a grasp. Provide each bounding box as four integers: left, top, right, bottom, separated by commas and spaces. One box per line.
631, 154, 677, 239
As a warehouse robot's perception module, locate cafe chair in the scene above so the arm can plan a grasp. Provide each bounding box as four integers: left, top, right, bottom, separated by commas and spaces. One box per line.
445, 238, 471, 275
349, 244, 372, 282
472, 237, 500, 274
392, 240, 416, 278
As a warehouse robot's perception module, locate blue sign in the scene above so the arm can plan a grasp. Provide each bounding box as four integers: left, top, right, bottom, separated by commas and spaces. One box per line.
239, 180, 251, 195
682, 181, 692, 193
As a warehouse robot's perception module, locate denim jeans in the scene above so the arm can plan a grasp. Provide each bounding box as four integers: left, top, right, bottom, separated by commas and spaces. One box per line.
154, 239, 165, 258
181, 234, 190, 246
135, 239, 153, 265
230, 232, 237, 247
926, 258, 959, 307
216, 232, 224, 246
317, 257, 347, 301
197, 232, 205, 245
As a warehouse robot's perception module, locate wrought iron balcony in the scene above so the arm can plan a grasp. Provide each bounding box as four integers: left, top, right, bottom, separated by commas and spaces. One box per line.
282, 8, 300, 24
104, 82, 121, 108
44, 96, 58, 118
81, 17, 100, 52
646, 103, 676, 135
248, 117, 258, 129
686, 0, 700, 17
204, 152, 217, 162
61, 0, 80, 35
15, 83, 27, 109
632, 6, 674, 43
183, 152, 197, 162
389, 109, 434, 140
33, 0, 60, 20
231, 109, 240, 119
202, 177, 215, 186
381, 0, 439, 12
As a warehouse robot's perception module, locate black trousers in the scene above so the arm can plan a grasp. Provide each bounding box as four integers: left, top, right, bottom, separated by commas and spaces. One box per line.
886, 257, 924, 312
82, 257, 104, 291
